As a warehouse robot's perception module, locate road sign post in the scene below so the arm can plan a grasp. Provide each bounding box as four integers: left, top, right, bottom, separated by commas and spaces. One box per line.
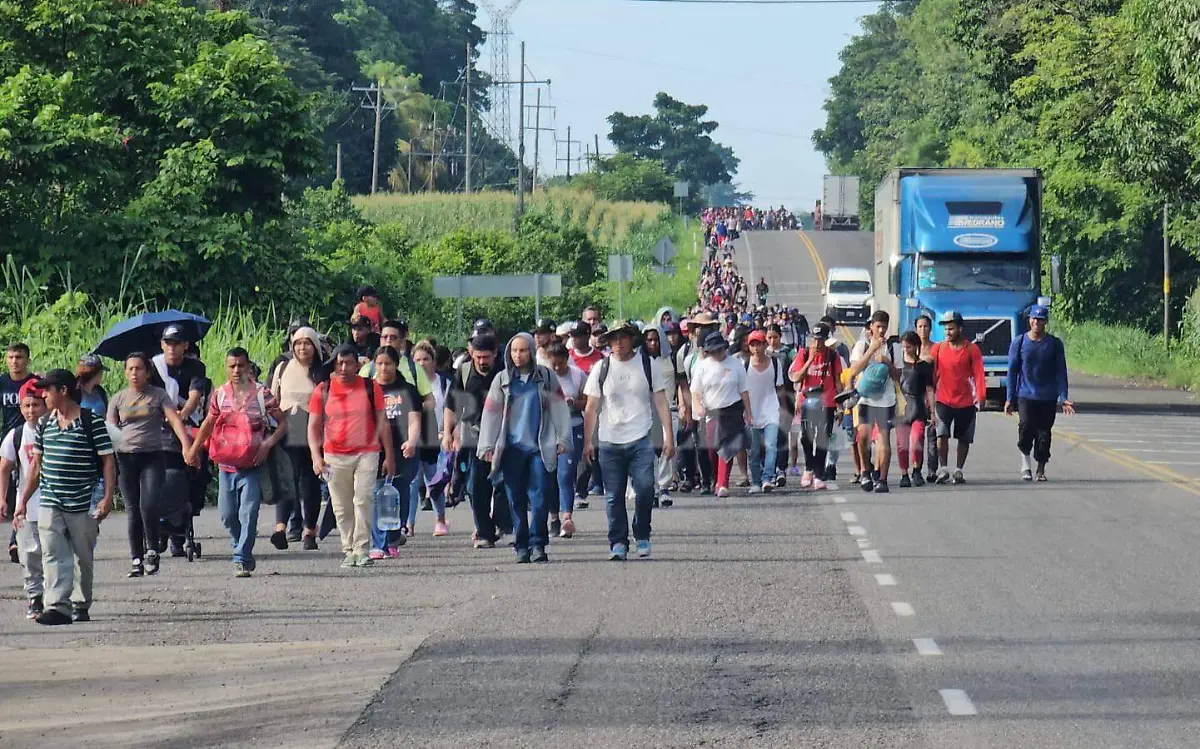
433, 273, 562, 338
607, 254, 634, 320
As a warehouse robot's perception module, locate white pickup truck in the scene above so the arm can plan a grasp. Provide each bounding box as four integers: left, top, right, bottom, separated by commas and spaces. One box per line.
823, 267, 874, 325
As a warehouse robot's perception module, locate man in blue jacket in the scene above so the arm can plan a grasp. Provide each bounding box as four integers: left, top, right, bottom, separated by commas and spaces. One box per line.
1004, 305, 1075, 482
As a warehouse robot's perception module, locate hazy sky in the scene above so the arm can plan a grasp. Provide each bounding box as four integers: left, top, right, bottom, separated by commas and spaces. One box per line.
482, 0, 880, 210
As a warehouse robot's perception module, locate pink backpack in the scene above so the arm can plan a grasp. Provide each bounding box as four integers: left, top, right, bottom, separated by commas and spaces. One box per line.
206, 384, 265, 469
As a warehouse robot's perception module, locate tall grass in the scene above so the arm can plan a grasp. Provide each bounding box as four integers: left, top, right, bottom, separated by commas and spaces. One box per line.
1057, 321, 1200, 391
354, 187, 665, 247
0, 259, 289, 391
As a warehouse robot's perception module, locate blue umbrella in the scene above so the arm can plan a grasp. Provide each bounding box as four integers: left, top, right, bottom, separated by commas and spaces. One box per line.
93, 310, 212, 360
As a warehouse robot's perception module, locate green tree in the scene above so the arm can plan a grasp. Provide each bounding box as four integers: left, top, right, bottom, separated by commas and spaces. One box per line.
573, 154, 674, 203
608, 92, 738, 204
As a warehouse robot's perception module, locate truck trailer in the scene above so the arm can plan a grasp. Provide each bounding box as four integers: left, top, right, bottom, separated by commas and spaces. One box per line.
821, 175, 860, 230
872, 167, 1051, 398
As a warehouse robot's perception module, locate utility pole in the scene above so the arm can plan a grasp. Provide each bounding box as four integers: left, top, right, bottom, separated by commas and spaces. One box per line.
465, 43, 473, 194
524, 92, 555, 194
353, 83, 395, 195
533, 88, 541, 192
517, 41, 526, 218
428, 108, 439, 192
566, 125, 572, 178
555, 130, 582, 179
1164, 202, 1171, 351
594, 133, 601, 171
335, 142, 342, 182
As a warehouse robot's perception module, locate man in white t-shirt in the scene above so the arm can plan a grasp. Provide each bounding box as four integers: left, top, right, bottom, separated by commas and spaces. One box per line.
583, 322, 675, 561
689, 331, 754, 498
0, 381, 47, 619
847, 310, 902, 494
743, 330, 785, 493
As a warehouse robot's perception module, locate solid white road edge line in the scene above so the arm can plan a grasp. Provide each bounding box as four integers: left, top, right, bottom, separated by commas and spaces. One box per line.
891, 602, 915, 616
913, 638, 942, 656
939, 689, 978, 716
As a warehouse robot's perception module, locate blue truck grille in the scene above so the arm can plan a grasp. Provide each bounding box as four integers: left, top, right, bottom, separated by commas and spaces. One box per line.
962, 318, 1013, 358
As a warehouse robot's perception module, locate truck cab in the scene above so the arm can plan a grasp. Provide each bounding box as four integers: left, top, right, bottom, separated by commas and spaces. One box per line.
873, 168, 1047, 398
824, 267, 874, 325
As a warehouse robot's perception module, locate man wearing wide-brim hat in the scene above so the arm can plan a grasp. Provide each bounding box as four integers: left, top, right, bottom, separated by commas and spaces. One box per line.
583, 321, 675, 561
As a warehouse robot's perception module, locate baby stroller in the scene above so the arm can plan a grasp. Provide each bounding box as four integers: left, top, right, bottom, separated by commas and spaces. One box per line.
158, 462, 207, 561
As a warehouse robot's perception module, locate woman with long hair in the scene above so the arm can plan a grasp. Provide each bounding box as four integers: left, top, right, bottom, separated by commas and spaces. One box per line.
371, 345, 422, 558
409, 341, 451, 537
268, 327, 327, 550
107, 353, 194, 577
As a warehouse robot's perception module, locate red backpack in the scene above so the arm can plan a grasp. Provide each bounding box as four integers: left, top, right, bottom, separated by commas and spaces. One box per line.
207, 383, 266, 469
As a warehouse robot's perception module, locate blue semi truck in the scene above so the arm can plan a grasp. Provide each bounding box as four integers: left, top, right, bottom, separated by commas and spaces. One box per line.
872, 167, 1058, 398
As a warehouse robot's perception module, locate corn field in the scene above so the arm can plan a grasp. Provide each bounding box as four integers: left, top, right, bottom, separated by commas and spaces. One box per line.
353, 187, 665, 248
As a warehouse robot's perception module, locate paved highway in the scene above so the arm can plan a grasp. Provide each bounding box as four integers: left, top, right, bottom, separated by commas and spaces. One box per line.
2, 229, 1199, 748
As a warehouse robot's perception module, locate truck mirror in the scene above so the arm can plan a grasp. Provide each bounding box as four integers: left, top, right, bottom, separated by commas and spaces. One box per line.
889, 256, 901, 295
1050, 254, 1062, 295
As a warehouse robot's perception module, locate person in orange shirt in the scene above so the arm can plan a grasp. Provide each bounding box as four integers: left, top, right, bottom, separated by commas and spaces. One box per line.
930, 311, 986, 485
352, 285, 383, 333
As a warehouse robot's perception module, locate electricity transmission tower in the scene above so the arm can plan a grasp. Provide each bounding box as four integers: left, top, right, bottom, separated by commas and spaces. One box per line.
478, 0, 523, 150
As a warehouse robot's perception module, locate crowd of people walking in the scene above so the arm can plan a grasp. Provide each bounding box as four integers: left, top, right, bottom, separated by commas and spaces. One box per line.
1, 218, 1074, 625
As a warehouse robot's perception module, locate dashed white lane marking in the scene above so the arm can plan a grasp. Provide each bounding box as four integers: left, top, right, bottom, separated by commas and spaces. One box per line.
862, 550, 883, 564
847, 525, 866, 536
913, 638, 942, 656
891, 602, 915, 616
940, 689, 978, 716
875, 574, 897, 586
840, 512, 858, 523
832, 496, 847, 504
856, 538, 872, 549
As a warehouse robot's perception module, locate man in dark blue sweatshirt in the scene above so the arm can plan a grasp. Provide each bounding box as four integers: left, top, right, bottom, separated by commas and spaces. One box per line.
1005, 305, 1075, 482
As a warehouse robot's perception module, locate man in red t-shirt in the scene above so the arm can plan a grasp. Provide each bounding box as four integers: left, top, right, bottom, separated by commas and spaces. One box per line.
930, 311, 986, 485
788, 322, 843, 489
309, 344, 394, 569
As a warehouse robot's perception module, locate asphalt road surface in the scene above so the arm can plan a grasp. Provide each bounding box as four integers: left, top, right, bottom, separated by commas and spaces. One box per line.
2, 229, 1199, 748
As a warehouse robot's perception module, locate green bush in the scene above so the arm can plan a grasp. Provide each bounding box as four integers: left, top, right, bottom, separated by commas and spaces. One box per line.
1184, 282, 1200, 355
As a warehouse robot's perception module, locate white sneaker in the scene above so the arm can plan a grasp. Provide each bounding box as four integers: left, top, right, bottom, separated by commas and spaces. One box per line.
747, 485, 761, 495
761, 482, 774, 493
952, 469, 965, 485
716, 486, 730, 498
812, 478, 827, 491
800, 470, 814, 488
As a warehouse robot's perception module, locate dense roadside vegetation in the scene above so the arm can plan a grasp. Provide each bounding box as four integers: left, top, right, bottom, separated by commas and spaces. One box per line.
816, 0, 1200, 387
1, 0, 703, 373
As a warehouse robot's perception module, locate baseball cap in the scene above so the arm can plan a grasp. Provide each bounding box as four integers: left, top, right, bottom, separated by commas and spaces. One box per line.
78, 354, 107, 371
1029, 304, 1049, 320
939, 310, 965, 326
34, 368, 77, 392
810, 322, 831, 339
161, 324, 190, 342
663, 321, 682, 335
350, 315, 372, 330
533, 317, 556, 334
747, 330, 767, 344
569, 321, 591, 338
473, 318, 495, 332
18, 380, 44, 401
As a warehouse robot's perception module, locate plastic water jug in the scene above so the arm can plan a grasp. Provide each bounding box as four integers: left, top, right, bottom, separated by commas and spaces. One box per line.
375, 479, 403, 531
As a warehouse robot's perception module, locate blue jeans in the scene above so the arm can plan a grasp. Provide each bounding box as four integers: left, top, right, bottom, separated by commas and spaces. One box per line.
500, 448, 548, 553
217, 468, 262, 568
556, 424, 585, 514
748, 423, 780, 486
598, 436, 655, 548
371, 458, 420, 553
408, 459, 447, 527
